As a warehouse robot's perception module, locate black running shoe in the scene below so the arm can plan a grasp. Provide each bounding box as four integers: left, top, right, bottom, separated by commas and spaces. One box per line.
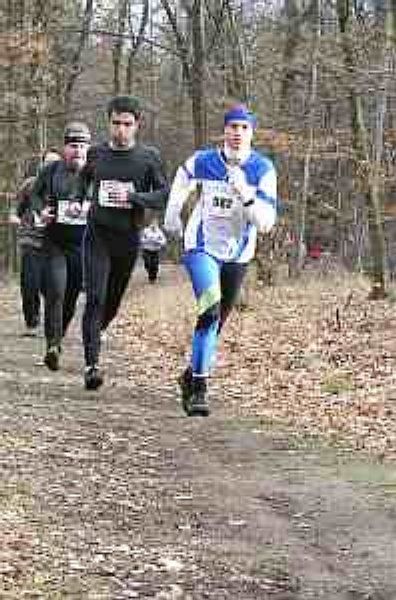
84, 365, 104, 391
187, 377, 210, 417
178, 366, 193, 414
44, 346, 60, 371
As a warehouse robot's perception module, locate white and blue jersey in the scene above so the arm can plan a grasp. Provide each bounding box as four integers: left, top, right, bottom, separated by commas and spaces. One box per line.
164, 147, 277, 263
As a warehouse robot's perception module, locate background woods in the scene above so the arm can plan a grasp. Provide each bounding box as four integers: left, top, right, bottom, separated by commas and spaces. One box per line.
1, 0, 396, 293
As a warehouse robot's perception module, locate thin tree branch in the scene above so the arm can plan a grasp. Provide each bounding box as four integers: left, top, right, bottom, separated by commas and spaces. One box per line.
64, 0, 94, 101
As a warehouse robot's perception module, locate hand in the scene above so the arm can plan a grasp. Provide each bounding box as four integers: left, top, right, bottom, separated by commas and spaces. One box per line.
9, 214, 21, 225
108, 186, 130, 206
164, 214, 183, 238
40, 206, 56, 224
33, 211, 46, 228
228, 166, 254, 202
64, 201, 82, 218
20, 213, 34, 226
129, 193, 145, 208
81, 200, 91, 218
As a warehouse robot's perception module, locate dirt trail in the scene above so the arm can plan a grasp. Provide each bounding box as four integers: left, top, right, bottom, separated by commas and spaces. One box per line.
1, 270, 396, 599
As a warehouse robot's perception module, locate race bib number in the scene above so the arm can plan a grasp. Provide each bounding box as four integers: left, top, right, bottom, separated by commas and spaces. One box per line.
98, 180, 135, 209
204, 181, 234, 218
212, 196, 233, 210
56, 201, 86, 226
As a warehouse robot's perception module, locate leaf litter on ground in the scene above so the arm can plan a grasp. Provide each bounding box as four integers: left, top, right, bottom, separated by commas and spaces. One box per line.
113, 267, 396, 460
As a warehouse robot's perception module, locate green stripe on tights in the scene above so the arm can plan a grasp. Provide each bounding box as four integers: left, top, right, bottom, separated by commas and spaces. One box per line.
198, 284, 221, 315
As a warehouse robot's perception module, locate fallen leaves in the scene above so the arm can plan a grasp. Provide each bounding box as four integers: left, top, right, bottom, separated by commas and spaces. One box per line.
3, 271, 396, 598
114, 268, 396, 459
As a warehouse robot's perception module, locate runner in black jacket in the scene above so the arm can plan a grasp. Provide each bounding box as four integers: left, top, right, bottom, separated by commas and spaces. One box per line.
14, 150, 61, 335
30, 123, 91, 371
78, 95, 169, 390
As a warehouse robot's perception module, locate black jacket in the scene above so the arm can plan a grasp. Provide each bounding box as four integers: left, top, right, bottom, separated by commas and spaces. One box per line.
30, 160, 85, 250
78, 143, 169, 233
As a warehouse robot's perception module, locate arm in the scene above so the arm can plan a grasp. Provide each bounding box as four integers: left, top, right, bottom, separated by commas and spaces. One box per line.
244, 165, 277, 233
30, 164, 61, 224
16, 193, 29, 220
140, 228, 149, 245
15, 179, 34, 219
76, 148, 95, 202
130, 153, 169, 210
163, 156, 198, 234
230, 161, 277, 233
158, 228, 167, 247
29, 168, 49, 214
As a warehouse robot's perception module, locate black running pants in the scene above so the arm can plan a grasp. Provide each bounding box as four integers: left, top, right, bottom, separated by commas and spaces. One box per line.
20, 246, 45, 328
82, 226, 139, 366
43, 241, 83, 349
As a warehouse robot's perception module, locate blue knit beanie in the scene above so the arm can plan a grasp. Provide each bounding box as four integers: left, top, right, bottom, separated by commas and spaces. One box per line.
224, 104, 257, 129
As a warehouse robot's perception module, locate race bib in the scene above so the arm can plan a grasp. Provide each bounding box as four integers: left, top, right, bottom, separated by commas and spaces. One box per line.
204, 181, 234, 219
56, 201, 86, 226
200, 180, 245, 260
98, 180, 135, 209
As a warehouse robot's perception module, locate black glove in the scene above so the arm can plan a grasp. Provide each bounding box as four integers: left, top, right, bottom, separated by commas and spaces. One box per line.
129, 192, 145, 209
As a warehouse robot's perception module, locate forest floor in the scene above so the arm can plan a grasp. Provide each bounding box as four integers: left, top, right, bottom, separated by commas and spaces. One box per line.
1, 263, 396, 599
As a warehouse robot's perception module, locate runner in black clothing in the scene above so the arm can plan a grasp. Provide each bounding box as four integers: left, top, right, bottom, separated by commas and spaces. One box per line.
13, 150, 61, 335
78, 95, 169, 390
12, 176, 45, 335
30, 123, 91, 371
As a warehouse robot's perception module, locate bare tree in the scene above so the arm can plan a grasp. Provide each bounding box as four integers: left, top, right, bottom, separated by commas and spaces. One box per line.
223, 0, 249, 101
277, 0, 317, 127
64, 0, 94, 107
160, 0, 207, 146
113, 0, 129, 94
190, 0, 207, 146
337, 0, 388, 298
125, 0, 150, 93
297, 0, 321, 273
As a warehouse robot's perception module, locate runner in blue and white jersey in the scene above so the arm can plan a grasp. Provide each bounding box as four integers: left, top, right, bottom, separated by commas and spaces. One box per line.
164, 104, 277, 417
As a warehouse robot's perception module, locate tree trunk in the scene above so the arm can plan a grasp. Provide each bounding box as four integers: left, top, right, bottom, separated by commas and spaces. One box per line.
278, 0, 301, 125
368, 2, 393, 297
125, 0, 149, 94
224, 0, 249, 101
297, 0, 321, 274
278, 0, 317, 127
64, 0, 94, 109
113, 0, 128, 95
125, 50, 134, 94
337, 0, 387, 298
191, 0, 207, 147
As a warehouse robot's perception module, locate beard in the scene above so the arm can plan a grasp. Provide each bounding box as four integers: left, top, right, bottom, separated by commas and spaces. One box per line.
66, 157, 85, 172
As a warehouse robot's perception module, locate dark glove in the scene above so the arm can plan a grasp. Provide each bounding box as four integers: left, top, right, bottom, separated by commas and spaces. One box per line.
129, 192, 145, 209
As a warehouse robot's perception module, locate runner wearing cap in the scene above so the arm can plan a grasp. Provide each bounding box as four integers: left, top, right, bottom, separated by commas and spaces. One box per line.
164, 104, 277, 417
30, 122, 91, 371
